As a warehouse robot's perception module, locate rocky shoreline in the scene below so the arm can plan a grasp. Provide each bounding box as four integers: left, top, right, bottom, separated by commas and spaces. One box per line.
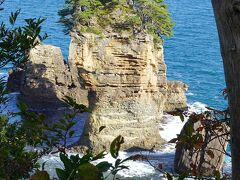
6, 31, 229, 176
7, 32, 188, 152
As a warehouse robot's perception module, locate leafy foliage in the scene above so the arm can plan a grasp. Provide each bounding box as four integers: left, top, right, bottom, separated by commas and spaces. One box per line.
60, 0, 173, 44
58, 0, 79, 33
55, 135, 131, 179
0, 6, 49, 179
0, 9, 47, 69
0, 94, 91, 179
0, 2, 232, 179
170, 107, 230, 178
0, 102, 47, 179
30, 170, 50, 180
47, 96, 90, 153
63, 95, 91, 113
0, 77, 8, 104
110, 135, 124, 158
56, 152, 104, 179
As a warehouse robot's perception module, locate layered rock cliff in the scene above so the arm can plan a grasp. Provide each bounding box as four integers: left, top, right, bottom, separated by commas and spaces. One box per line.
68, 32, 187, 151
7, 32, 188, 152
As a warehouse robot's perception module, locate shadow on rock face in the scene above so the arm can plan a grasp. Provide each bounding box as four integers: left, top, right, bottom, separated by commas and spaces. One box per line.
19, 62, 68, 110
6, 44, 92, 147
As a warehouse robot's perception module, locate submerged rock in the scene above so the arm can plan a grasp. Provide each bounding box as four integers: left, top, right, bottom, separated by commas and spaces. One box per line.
164, 81, 188, 112
174, 119, 229, 176
7, 32, 188, 152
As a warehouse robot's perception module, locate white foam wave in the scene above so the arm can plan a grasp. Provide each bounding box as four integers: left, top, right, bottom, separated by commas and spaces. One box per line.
188, 101, 208, 113
159, 101, 208, 143
0, 92, 21, 123
0, 72, 9, 81
2, 95, 231, 178
161, 114, 184, 139
186, 92, 194, 96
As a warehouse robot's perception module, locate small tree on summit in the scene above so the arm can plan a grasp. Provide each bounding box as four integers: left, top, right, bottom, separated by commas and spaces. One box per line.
59, 0, 173, 44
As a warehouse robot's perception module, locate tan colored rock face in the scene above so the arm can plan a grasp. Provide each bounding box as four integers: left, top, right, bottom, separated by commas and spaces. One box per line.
69, 33, 166, 89
8, 32, 188, 152
68, 33, 187, 151
21, 45, 70, 109
20, 45, 88, 110
164, 81, 188, 112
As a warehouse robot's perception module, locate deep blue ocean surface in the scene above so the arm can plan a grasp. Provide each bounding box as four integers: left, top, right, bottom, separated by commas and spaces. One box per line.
0, 0, 70, 59
165, 0, 226, 109
0, 0, 226, 109
0, 0, 231, 176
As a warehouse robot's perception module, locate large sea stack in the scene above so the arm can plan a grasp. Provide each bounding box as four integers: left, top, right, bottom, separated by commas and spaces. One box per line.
7, 0, 188, 152
7, 31, 188, 152
69, 32, 188, 151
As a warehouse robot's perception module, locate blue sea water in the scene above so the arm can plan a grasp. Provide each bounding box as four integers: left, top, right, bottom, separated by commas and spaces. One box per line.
0, 0, 231, 176
0, 0, 226, 109
0, 0, 70, 59
165, 0, 226, 109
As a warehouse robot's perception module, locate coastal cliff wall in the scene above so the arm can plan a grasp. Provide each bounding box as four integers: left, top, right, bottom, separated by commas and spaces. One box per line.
7, 32, 188, 151
70, 32, 167, 150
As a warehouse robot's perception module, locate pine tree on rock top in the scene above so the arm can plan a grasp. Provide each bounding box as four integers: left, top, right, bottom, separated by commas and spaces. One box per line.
61, 0, 173, 44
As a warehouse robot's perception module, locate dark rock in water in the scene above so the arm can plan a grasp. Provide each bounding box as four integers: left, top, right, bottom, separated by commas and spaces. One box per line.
8, 45, 88, 110
7, 68, 25, 92
164, 81, 188, 112
40, 108, 89, 146
174, 119, 229, 176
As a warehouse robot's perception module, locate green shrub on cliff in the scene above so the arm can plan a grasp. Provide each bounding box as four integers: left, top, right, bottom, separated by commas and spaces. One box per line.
60, 0, 173, 44
0, 10, 47, 69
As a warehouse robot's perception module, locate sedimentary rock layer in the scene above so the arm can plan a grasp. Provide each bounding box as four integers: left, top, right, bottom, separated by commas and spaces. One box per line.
8, 32, 188, 152
69, 33, 168, 151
